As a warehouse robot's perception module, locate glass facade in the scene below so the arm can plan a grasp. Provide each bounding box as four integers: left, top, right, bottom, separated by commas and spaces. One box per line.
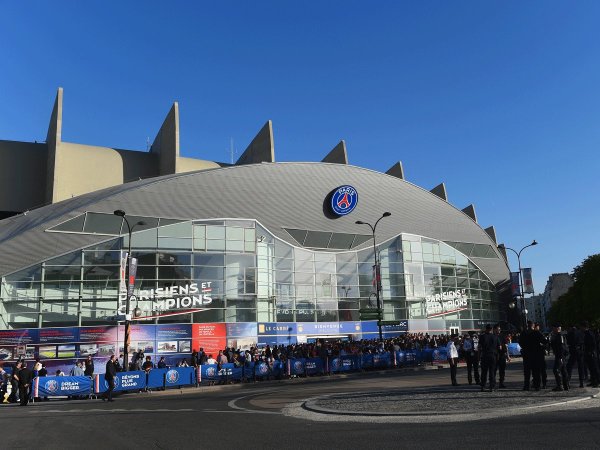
0, 219, 502, 332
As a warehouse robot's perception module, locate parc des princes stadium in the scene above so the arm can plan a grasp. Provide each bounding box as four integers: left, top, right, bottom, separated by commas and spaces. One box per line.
0, 88, 510, 370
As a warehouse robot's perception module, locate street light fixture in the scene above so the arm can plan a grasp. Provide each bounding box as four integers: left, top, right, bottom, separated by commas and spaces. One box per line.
497, 240, 538, 330
114, 210, 146, 371
355, 212, 392, 340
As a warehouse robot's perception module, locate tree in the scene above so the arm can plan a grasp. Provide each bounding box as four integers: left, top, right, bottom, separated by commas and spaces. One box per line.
547, 254, 600, 328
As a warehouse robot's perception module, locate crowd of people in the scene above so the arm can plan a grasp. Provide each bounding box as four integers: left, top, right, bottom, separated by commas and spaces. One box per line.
3, 321, 600, 405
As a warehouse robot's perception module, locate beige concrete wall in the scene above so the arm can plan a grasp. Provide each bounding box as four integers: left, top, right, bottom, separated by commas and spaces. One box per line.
52, 142, 159, 202
0, 140, 47, 212
177, 156, 221, 173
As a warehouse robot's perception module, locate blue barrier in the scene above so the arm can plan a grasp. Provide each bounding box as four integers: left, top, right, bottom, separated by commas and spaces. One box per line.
305, 358, 325, 375
288, 358, 305, 376
94, 371, 146, 393
165, 367, 196, 388
33, 376, 92, 397
508, 342, 522, 357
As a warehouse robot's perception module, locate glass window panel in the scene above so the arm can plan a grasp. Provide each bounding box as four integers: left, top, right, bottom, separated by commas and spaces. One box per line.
158, 222, 192, 238
206, 239, 225, 251
351, 235, 372, 248
194, 254, 224, 266
44, 266, 81, 280
205, 225, 225, 240
158, 266, 192, 280
295, 272, 314, 284
275, 258, 293, 271
193, 225, 205, 239
227, 227, 244, 241
195, 266, 224, 280
50, 213, 86, 232
284, 228, 307, 245
471, 244, 492, 258
276, 271, 293, 283
122, 216, 159, 232
158, 237, 192, 250
47, 252, 82, 266
194, 238, 206, 251
244, 227, 256, 242
328, 233, 355, 249
83, 213, 123, 235
124, 228, 158, 249
303, 231, 331, 248
274, 241, 293, 258
226, 240, 244, 252
244, 240, 255, 253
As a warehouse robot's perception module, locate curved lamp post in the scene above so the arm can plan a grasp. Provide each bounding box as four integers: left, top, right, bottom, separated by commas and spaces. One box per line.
498, 240, 538, 330
356, 212, 391, 340
114, 209, 145, 371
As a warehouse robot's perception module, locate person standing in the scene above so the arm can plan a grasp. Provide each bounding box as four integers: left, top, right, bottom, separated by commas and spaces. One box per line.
582, 321, 600, 387
446, 337, 459, 386
9, 361, 21, 403
479, 324, 501, 392
494, 324, 510, 389
18, 361, 33, 406
103, 355, 117, 402
566, 325, 585, 388
535, 323, 548, 389
462, 333, 480, 386
550, 323, 569, 391
84, 355, 94, 377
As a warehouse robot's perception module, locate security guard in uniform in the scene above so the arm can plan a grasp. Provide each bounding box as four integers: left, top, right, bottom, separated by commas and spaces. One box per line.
462, 333, 480, 385
479, 324, 501, 391
566, 325, 585, 388
493, 324, 509, 388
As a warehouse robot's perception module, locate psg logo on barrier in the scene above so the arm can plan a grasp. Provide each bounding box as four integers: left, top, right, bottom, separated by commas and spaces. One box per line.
166, 369, 179, 384
206, 367, 217, 377
45, 379, 59, 393
258, 363, 269, 375
331, 358, 340, 370
293, 361, 304, 373
329, 185, 358, 216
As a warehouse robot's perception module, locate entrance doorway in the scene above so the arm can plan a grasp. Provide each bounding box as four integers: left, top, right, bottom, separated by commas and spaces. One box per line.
449, 326, 460, 336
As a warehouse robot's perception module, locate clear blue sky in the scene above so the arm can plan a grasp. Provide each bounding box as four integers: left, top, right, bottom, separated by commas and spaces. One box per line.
1, 1, 599, 291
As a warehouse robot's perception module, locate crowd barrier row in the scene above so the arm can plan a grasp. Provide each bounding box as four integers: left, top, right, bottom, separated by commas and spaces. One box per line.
29, 345, 523, 398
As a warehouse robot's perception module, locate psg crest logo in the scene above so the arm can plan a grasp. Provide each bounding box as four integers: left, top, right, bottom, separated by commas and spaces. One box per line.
258, 363, 269, 375
45, 379, 59, 393
166, 369, 179, 384
331, 358, 340, 370
206, 367, 217, 377
330, 185, 358, 216
293, 361, 304, 372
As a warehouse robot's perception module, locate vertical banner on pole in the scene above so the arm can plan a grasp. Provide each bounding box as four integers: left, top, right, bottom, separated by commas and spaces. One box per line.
510, 272, 521, 297
521, 268, 534, 294
118, 251, 128, 313
127, 257, 138, 297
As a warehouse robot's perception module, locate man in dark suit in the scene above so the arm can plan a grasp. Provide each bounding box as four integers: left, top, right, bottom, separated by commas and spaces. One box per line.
18, 361, 34, 406
103, 355, 117, 402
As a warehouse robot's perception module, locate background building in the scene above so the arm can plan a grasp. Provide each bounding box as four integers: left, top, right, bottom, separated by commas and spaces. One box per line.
540, 273, 574, 328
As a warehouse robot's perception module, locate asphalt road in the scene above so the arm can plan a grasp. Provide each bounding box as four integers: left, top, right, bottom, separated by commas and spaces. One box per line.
2, 362, 600, 449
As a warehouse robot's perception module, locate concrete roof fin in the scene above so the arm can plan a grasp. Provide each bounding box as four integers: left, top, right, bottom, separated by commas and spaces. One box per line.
385, 162, 404, 180
461, 204, 477, 222
236, 120, 275, 165
150, 102, 180, 175
321, 140, 348, 164
430, 182, 448, 201
484, 226, 497, 244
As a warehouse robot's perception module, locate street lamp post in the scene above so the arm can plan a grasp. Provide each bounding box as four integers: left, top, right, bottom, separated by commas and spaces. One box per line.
356, 212, 391, 340
498, 240, 538, 330
114, 210, 145, 371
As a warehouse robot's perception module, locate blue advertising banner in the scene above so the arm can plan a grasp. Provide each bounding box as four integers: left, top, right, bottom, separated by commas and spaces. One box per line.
258, 335, 297, 346
0, 328, 39, 345
39, 327, 80, 344
360, 321, 379, 334
156, 324, 192, 340
147, 368, 167, 389
288, 358, 305, 376
257, 322, 296, 336
331, 355, 358, 372
94, 371, 146, 393
304, 358, 324, 375
296, 322, 360, 335
432, 347, 448, 363
165, 367, 196, 387
34, 376, 92, 397
198, 364, 219, 383
372, 352, 392, 368
226, 322, 257, 338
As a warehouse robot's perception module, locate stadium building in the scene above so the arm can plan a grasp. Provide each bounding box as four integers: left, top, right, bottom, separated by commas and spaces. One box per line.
0, 89, 510, 364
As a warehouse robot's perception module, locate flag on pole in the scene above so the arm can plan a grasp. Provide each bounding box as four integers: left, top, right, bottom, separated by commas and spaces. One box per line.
522, 268, 534, 294
510, 272, 520, 297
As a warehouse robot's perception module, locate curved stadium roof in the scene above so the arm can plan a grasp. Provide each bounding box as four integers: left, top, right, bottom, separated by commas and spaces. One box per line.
0, 162, 508, 285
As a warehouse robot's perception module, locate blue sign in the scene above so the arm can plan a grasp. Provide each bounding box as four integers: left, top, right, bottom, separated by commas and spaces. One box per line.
94, 371, 146, 393
330, 185, 358, 216
34, 376, 92, 397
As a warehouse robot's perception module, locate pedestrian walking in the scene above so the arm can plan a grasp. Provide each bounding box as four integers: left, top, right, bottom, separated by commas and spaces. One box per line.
566, 325, 585, 388
494, 324, 510, 389
18, 361, 33, 406
103, 355, 117, 402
